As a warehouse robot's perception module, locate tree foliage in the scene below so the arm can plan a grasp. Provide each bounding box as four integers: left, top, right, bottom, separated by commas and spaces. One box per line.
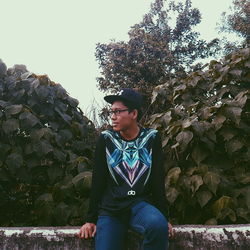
147, 47, 250, 224
0, 61, 96, 226
96, 0, 220, 96
220, 0, 250, 49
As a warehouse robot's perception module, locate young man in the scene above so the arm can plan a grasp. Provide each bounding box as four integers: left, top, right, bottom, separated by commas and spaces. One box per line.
78, 88, 173, 250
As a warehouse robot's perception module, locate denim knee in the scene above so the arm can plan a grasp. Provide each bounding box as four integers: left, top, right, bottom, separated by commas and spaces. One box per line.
146, 214, 168, 235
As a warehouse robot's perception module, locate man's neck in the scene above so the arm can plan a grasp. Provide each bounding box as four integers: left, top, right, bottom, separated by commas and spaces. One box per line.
119, 124, 140, 140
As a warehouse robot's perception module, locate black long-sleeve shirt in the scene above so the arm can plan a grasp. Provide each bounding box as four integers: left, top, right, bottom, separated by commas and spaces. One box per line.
85, 127, 168, 224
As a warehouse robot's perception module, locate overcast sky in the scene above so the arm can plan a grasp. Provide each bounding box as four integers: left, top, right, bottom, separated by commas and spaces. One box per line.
0, 0, 235, 116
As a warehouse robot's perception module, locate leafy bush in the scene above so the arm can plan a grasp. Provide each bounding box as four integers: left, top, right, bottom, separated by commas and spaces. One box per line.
147, 48, 250, 225
0, 62, 96, 226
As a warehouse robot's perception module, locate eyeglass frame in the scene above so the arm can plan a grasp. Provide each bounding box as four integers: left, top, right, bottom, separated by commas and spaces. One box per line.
108, 109, 130, 116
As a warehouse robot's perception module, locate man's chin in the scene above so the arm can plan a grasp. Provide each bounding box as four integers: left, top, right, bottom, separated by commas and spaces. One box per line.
112, 125, 120, 131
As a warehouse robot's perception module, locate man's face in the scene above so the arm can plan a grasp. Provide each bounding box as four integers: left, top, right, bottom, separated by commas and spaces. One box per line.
110, 101, 137, 131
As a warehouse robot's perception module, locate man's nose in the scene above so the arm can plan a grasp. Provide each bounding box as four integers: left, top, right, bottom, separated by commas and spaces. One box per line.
111, 113, 117, 120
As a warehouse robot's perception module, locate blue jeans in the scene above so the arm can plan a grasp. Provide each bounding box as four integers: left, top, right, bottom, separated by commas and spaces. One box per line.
95, 201, 168, 250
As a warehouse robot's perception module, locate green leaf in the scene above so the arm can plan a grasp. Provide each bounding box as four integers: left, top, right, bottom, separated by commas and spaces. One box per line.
162, 111, 171, 127
200, 137, 215, 152
30, 128, 52, 141
148, 113, 163, 124
151, 85, 166, 104
151, 90, 158, 104
34, 193, 54, 225
229, 69, 242, 77
201, 107, 213, 120
173, 84, 186, 93
6, 153, 23, 172
237, 208, 250, 222
234, 91, 248, 108
25, 143, 34, 155
212, 196, 233, 218
238, 175, 250, 185
244, 187, 250, 209
47, 165, 63, 183
75, 156, 91, 173
196, 190, 212, 207
180, 175, 191, 191
55, 107, 72, 124
53, 202, 71, 225
0, 59, 7, 76
2, 119, 19, 134
53, 181, 75, 202
72, 171, 92, 194
0, 100, 9, 108
162, 137, 169, 148
205, 130, 216, 142
245, 60, 250, 68
191, 121, 206, 136
190, 175, 203, 194
166, 167, 181, 186
55, 84, 67, 99
219, 128, 236, 141
32, 139, 53, 156
35, 193, 54, 222
191, 145, 209, 166
35, 85, 50, 99
67, 96, 79, 107
26, 157, 40, 168
166, 187, 179, 204
226, 137, 244, 154
0, 168, 9, 181
176, 131, 193, 152
221, 208, 237, 222
224, 106, 242, 125
0, 143, 11, 159
182, 119, 192, 129
56, 129, 73, 146
203, 172, 220, 194
188, 75, 201, 87
212, 115, 226, 131
205, 218, 217, 225
19, 111, 39, 128
5, 104, 23, 117
36, 193, 53, 203
53, 149, 67, 162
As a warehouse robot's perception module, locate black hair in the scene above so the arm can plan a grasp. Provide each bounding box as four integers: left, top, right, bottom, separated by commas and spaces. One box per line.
121, 99, 142, 121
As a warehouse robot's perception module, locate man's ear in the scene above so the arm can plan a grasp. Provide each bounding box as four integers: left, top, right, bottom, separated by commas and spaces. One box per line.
132, 109, 138, 120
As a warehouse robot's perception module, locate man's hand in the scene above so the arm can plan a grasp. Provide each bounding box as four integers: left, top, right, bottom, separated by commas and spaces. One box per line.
78, 223, 96, 239
168, 222, 174, 238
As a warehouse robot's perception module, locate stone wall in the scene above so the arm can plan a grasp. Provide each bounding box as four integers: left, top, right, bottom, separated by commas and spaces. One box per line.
169, 225, 250, 250
0, 225, 249, 250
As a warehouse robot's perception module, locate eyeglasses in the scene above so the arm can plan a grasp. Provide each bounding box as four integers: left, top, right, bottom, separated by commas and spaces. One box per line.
108, 109, 129, 116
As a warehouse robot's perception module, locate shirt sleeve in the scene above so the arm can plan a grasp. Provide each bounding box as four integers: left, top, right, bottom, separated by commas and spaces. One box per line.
150, 131, 169, 219
84, 133, 108, 224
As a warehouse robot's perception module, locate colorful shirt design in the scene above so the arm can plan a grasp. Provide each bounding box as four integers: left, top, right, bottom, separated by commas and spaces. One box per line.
102, 129, 157, 195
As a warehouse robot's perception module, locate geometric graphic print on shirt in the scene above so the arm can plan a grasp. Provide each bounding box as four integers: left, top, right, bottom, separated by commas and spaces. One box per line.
101, 129, 157, 192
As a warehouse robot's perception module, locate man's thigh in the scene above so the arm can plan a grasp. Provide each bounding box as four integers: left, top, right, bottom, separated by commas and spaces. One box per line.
129, 201, 168, 235
95, 215, 127, 250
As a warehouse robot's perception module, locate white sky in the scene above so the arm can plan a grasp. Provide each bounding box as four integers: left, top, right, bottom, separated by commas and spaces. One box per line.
0, 0, 235, 117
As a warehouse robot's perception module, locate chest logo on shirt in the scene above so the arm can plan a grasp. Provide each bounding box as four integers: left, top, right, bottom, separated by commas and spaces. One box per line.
128, 190, 136, 195
102, 129, 157, 188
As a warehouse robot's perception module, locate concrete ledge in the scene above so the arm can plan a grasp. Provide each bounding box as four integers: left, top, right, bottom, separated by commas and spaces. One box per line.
0, 225, 249, 250
169, 225, 250, 250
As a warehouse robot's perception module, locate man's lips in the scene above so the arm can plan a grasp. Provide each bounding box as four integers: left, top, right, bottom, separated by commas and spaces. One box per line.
112, 123, 119, 126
